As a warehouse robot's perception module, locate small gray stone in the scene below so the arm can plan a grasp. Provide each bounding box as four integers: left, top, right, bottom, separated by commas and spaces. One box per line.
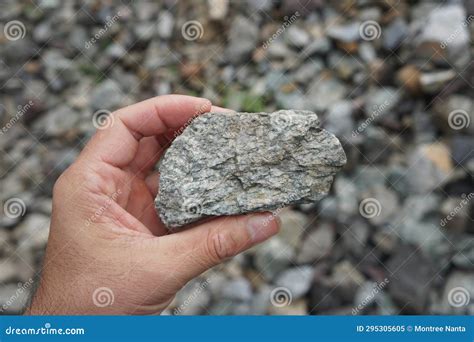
360, 185, 399, 226
452, 237, 474, 270
225, 16, 259, 64
327, 22, 360, 43
13, 213, 50, 251
221, 277, 253, 302
285, 26, 310, 48
324, 100, 354, 141
293, 60, 324, 84
420, 70, 457, 94
0, 283, 31, 314
254, 237, 295, 281
383, 17, 408, 51
306, 77, 347, 112
157, 11, 174, 39
173, 278, 212, 315
296, 223, 335, 263
33, 105, 79, 137
417, 4, 470, 67
364, 87, 401, 121
275, 266, 314, 299
156, 110, 346, 228
387, 244, 437, 313
90, 79, 123, 111
437, 271, 474, 314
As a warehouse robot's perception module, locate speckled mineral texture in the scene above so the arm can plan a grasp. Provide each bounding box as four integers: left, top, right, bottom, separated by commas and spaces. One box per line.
155, 110, 347, 228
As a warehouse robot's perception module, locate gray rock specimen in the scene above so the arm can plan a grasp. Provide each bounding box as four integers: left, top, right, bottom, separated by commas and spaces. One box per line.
155, 110, 347, 228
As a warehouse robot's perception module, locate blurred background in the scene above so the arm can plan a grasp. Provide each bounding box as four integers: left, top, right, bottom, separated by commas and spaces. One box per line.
0, 0, 473, 315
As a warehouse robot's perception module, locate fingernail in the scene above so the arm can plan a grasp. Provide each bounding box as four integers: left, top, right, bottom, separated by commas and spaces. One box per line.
247, 213, 279, 243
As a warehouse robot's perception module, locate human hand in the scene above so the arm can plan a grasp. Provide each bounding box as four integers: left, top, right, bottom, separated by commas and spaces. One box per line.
26, 95, 280, 315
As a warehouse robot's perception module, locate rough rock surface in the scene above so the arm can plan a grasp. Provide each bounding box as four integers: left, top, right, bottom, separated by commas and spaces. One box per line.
155, 110, 346, 228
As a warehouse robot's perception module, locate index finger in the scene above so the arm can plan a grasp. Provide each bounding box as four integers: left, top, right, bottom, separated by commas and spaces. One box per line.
79, 95, 211, 168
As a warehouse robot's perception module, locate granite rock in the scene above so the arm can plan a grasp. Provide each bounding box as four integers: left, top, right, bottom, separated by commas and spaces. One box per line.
156, 110, 346, 228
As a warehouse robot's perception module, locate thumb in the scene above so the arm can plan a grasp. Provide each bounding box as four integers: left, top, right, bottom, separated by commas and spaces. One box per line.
158, 213, 279, 286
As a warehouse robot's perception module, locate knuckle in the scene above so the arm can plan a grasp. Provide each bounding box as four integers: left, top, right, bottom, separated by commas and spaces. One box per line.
205, 229, 240, 263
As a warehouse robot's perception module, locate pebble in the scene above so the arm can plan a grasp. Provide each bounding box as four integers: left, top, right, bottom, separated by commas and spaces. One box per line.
275, 266, 314, 299
306, 76, 347, 112
387, 245, 437, 313
32, 105, 80, 137
13, 214, 50, 251
296, 223, 335, 264
437, 271, 474, 314
225, 16, 259, 64
406, 143, 453, 194
254, 237, 295, 281
157, 11, 174, 39
90, 79, 124, 111
324, 100, 354, 141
